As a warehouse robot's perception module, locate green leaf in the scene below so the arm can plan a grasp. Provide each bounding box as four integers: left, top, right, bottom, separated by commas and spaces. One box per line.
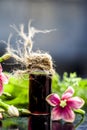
1, 73, 29, 108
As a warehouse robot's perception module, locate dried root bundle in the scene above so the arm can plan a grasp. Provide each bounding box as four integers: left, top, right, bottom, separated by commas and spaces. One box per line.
6, 20, 55, 75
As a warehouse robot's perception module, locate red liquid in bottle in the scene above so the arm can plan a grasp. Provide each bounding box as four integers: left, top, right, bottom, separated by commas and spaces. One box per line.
29, 73, 52, 115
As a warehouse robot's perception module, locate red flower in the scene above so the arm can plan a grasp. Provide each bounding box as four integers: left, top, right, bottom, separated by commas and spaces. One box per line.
46, 86, 85, 122
0, 64, 8, 95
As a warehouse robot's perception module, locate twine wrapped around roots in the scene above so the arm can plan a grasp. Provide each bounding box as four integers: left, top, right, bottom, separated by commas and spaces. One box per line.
25, 52, 55, 74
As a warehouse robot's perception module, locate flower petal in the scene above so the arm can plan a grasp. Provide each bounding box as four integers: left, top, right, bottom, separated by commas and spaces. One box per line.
0, 113, 3, 119
46, 93, 60, 107
62, 106, 75, 122
67, 97, 85, 109
0, 64, 2, 73
0, 81, 3, 96
0, 73, 8, 84
51, 106, 62, 120
62, 86, 74, 100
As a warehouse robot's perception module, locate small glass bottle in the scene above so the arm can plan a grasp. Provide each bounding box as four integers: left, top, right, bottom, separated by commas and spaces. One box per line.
29, 72, 52, 115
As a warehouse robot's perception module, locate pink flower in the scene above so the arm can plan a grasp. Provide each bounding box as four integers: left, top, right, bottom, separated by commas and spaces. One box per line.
0, 64, 8, 95
0, 113, 3, 119
46, 86, 85, 122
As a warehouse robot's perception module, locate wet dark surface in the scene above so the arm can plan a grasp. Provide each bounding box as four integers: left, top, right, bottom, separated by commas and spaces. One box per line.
0, 114, 87, 130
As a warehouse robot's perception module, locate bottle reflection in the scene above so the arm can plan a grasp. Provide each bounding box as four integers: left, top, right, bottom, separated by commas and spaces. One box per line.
28, 116, 75, 130
52, 121, 75, 130
28, 115, 51, 130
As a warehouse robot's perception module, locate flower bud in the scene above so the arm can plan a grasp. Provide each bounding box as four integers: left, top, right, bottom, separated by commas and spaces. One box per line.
0, 53, 11, 63
1, 53, 11, 61
8, 105, 19, 117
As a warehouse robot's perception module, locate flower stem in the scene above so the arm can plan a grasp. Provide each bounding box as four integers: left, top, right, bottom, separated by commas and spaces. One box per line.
75, 114, 85, 128
74, 109, 85, 128
0, 99, 9, 110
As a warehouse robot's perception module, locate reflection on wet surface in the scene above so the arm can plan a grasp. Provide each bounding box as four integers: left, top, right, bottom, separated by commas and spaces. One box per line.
52, 122, 75, 130
28, 115, 51, 130
0, 114, 87, 130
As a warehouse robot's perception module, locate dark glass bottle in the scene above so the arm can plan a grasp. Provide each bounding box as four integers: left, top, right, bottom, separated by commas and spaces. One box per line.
28, 115, 51, 130
29, 73, 52, 115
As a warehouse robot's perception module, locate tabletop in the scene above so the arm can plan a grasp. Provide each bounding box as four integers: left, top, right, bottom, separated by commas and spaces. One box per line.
0, 113, 87, 130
